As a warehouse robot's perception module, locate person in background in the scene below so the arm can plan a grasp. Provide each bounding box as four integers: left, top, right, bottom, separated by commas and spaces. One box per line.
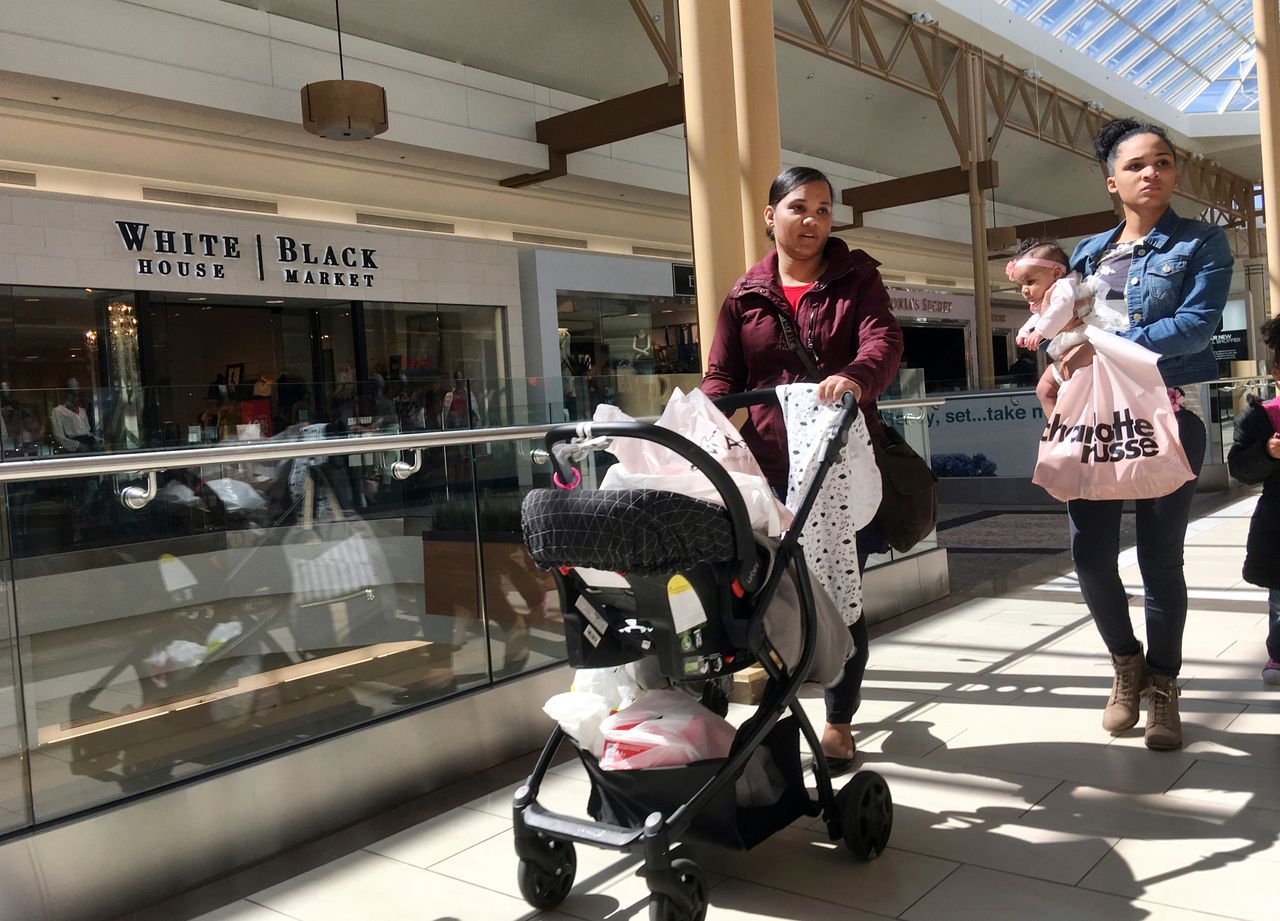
701, 165, 903, 772
1226, 316, 1280, 686
1064, 116, 1232, 749
50, 378, 96, 452
443, 370, 480, 429
1006, 348, 1038, 386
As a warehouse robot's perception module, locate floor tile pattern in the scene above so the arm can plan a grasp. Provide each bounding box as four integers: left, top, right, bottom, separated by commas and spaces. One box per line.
118, 494, 1278, 921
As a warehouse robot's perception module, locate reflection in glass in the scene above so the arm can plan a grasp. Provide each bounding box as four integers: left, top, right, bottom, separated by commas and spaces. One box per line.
475, 439, 564, 681
10, 427, 559, 820
0, 534, 31, 831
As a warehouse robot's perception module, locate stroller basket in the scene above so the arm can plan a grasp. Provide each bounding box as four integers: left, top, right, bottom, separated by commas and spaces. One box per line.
580, 715, 808, 851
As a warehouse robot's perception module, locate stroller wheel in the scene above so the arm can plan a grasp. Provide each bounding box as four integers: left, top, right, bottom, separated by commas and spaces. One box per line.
516, 838, 576, 909
837, 770, 893, 861
648, 858, 708, 921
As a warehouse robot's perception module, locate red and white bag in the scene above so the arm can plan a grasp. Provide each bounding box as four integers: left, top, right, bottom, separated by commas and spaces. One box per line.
1033, 326, 1194, 502
598, 689, 736, 771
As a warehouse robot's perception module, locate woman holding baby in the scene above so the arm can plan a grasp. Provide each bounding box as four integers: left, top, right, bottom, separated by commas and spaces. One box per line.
1058, 117, 1232, 751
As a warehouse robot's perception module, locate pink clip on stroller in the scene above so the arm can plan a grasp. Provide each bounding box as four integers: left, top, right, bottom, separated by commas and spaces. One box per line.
514, 389, 894, 921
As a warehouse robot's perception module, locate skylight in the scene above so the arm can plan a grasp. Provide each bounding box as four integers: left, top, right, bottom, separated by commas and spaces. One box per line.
998, 0, 1258, 113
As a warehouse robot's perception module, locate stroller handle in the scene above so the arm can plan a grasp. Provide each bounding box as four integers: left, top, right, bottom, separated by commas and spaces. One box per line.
709, 388, 780, 414
542, 390, 861, 592
542, 421, 764, 591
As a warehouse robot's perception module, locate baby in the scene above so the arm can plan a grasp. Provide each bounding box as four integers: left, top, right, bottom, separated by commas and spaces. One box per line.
1008, 239, 1125, 416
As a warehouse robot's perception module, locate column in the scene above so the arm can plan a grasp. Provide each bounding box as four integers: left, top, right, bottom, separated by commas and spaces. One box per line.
958, 49, 995, 388
729, 0, 782, 265
1253, 0, 1280, 318
678, 0, 747, 369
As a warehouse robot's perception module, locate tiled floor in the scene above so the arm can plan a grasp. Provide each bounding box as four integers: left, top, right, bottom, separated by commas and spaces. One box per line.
133, 494, 1279, 921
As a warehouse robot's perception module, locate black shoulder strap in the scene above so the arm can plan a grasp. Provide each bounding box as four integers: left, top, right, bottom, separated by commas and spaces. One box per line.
774, 308, 823, 383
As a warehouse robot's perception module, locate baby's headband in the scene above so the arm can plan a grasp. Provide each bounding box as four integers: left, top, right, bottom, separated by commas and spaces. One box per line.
1005, 256, 1066, 281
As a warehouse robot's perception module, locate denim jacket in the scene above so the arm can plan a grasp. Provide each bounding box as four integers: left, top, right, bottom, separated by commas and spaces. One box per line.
1070, 208, 1233, 387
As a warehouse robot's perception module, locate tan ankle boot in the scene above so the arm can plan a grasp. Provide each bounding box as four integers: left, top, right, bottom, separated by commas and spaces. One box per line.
1143, 675, 1182, 750
1103, 647, 1147, 734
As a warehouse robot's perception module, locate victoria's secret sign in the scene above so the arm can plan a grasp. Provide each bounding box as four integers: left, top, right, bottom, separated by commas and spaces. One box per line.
113, 220, 379, 289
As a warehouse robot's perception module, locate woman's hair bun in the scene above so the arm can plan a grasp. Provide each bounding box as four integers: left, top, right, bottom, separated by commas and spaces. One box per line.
1093, 117, 1142, 165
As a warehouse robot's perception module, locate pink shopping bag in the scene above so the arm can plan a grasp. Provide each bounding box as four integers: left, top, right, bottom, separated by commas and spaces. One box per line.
1032, 325, 1194, 502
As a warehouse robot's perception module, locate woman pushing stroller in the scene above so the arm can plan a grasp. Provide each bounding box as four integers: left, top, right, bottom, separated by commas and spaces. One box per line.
701, 165, 904, 772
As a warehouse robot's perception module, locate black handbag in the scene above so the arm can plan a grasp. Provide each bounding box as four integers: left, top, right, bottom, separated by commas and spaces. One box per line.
774, 306, 938, 552
871, 424, 939, 553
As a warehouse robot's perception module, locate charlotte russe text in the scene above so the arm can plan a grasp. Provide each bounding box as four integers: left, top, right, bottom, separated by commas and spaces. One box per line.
1040, 408, 1160, 463
113, 221, 378, 288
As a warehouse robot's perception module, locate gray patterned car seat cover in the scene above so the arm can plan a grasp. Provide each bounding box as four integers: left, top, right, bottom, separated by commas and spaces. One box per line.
521, 488, 736, 575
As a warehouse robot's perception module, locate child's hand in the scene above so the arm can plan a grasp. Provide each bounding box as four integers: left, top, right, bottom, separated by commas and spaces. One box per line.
1057, 342, 1095, 380
1019, 332, 1044, 350
1268, 434, 1280, 460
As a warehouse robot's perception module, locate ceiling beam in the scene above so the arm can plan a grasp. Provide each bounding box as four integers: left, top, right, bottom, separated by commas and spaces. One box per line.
839, 161, 998, 228
500, 81, 684, 188
986, 209, 1121, 251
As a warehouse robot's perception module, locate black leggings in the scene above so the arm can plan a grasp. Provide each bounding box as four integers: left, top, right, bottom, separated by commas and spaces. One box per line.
1067, 409, 1207, 678
825, 614, 869, 724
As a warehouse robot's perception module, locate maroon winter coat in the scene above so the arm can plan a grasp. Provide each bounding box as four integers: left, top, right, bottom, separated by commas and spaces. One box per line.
700, 238, 903, 488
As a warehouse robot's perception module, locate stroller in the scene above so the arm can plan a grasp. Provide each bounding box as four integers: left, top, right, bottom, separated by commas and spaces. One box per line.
514, 389, 893, 921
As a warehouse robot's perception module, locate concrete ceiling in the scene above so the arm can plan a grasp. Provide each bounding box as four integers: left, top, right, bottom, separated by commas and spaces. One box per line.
220, 0, 671, 100
218, 0, 1258, 209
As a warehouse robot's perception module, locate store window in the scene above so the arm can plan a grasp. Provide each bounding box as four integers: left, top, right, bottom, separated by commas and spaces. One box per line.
555, 292, 700, 418
0, 286, 132, 457
147, 294, 355, 445
898, 320, 970, 394
362, 301, 508, 428
3, 287, 509, 454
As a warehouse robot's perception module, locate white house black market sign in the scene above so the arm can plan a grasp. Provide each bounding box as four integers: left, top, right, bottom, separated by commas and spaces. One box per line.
113, 221, 379, 289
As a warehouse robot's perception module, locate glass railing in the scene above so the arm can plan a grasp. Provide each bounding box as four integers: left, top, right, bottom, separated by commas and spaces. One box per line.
871, 397, 944, 563
919, 376, 1277, 480
1208, 376, 1278, 464
0, 425, 565, 829
912, 387, 1042, 479
0, 382, 949, 834
0, 374, 706, 461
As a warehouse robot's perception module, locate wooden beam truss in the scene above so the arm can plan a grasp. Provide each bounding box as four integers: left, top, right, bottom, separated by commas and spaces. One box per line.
986, 209, 1121, 252
841, 161, 998, 228
501, 81, 684, 188
775, 0, 1254, 222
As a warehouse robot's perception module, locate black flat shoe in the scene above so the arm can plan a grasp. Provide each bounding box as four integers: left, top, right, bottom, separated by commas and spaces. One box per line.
825, 755, 854, 776
806, 753, 855, 776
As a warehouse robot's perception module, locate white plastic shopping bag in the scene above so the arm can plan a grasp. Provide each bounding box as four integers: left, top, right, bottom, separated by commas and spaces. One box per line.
594, 388, 792, 535
542, 662, 672, 758
543, 691, 613, 758
1032, 325, 1194, 502
598, 689, 736, 771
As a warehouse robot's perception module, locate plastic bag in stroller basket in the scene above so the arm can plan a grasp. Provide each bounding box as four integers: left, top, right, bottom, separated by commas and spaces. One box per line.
598, 689, 735, 771
593, 388, 792, 536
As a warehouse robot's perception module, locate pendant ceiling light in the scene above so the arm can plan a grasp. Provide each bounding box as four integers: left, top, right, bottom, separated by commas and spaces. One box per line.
300, 0, 388, 140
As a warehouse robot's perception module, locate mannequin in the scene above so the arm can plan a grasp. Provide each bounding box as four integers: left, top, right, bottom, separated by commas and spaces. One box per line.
632, 328, 652, 357
558, 328, 572, 375
51, 378, 94, 452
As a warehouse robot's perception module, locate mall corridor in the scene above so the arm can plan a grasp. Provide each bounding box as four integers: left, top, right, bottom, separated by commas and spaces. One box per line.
124, 491, 1280, 921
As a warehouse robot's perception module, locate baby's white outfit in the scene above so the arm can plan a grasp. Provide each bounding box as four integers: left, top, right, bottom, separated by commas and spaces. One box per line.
1017, 272, 1128, 380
